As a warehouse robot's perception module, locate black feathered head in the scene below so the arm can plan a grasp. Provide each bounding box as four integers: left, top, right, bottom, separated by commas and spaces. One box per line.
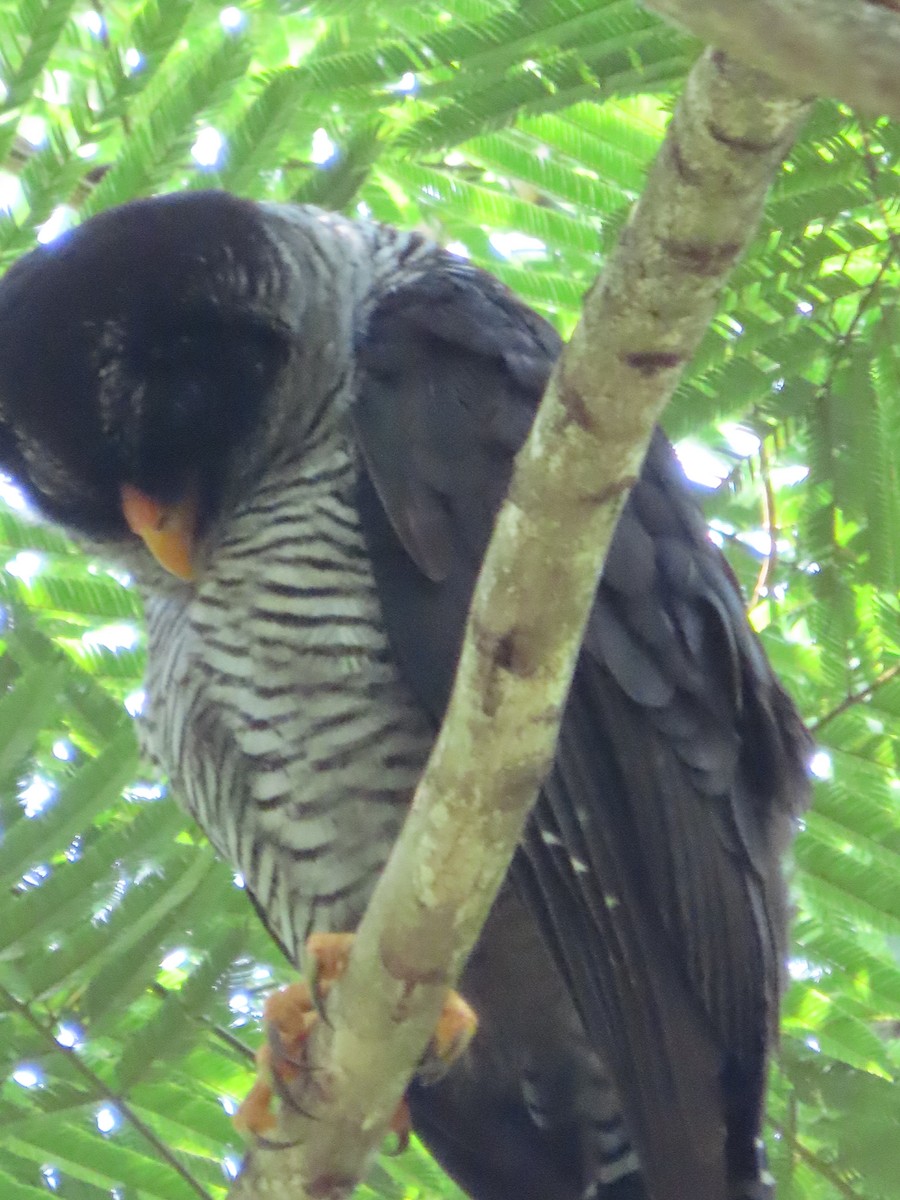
0, 190, 294, 567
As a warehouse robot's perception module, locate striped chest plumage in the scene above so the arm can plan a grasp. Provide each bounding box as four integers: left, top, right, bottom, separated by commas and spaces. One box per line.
139, 442, 435, 964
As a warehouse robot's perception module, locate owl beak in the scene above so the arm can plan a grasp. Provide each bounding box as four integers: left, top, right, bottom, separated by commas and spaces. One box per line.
120, 484, 198, 581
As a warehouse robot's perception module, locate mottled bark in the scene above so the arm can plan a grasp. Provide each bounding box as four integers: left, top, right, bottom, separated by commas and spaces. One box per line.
645, 0, 900, 119
229, 50, 811, 1200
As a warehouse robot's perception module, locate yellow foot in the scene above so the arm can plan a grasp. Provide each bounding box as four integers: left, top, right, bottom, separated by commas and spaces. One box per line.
234, 932, 477, 1141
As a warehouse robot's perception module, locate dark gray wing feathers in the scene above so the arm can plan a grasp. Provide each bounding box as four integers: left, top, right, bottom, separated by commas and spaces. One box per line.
353, 255, 810, 1200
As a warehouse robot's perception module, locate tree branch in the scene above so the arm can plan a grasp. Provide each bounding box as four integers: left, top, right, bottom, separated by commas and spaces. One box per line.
769, 1122, 867, 1200
643, 0, 900, 119
809, 661, 900, 733
229, 50, 811, 1200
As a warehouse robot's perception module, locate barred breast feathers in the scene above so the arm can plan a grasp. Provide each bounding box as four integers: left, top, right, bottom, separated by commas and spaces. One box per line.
138, 214, 443, 963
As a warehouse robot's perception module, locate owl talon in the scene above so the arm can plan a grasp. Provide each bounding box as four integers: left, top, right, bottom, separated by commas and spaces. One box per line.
387, 1096, 412, 1154
306, 931, 355, 1024
417, 989, 479, 1084
234, 932, 477, 1142
233, 980, 318, 1137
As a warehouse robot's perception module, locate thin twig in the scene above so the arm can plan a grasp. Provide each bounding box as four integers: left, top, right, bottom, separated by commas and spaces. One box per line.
818, 251, 892, 402
149, 979, 257, 1063
810, 248, 893, 566
809, 661, 900, 733
859, 126, 900, 266
750, 437, 777, 609
1, 985, 216, 1200
770, 1121, 866, 1200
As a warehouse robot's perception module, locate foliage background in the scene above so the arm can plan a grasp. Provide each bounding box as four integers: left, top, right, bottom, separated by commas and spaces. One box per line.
0, 1, 897, 1198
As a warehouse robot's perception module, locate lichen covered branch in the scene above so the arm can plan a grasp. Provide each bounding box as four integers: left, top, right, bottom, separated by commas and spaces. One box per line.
644, 0, 900, 119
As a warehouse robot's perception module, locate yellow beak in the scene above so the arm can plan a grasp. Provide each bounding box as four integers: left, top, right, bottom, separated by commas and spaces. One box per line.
120, 484, 198, 581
